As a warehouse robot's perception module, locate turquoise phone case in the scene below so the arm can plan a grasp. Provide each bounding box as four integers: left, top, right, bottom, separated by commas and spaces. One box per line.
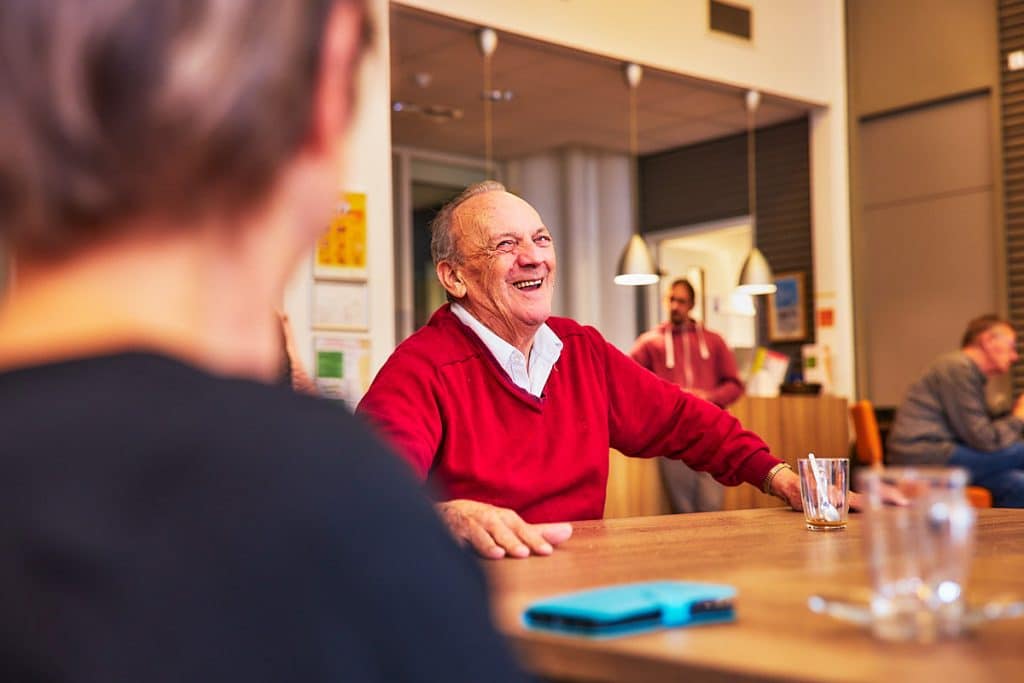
523, 581, 736, 637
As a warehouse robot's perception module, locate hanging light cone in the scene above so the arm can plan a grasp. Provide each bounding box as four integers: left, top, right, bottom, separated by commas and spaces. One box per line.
614, 234, 659, 286
735, 89, 775, 296
736, 246, 776, 295
613, 63, 656, 286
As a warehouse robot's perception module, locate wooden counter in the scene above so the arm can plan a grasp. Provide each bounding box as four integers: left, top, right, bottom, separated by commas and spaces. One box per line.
605, 395, 849, 518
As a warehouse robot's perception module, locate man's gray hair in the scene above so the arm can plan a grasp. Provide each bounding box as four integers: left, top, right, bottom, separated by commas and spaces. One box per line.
429, 180, 506, 266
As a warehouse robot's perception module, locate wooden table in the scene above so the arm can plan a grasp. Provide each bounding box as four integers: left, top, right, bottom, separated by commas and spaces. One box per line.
485, 508, 1024, 682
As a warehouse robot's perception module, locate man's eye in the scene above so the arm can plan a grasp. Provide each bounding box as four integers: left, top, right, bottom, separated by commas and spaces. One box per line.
495, 240, 516, 252
535, 235, 552, 245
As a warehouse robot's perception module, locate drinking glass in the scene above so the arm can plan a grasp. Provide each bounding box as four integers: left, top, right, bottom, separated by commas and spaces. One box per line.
857, 466, 976, 642
797, 458, 849, 530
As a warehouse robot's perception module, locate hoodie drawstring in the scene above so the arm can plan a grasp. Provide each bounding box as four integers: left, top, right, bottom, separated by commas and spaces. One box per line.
664, 321, 711, 384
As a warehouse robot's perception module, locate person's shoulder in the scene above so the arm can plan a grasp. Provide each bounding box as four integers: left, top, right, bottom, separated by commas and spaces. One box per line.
701, 325, 730, 346
174, 372, 441, 536
1, 351, 406, 510
145, 357, 378, 460
633, 325, 664, 347
385, 306, 477, 365
547, 316, 631, 365
546, 315, 600, 342
929, 351, 974, 376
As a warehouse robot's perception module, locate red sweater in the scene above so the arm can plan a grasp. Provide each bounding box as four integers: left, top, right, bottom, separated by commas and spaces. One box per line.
357, 306, 781, 523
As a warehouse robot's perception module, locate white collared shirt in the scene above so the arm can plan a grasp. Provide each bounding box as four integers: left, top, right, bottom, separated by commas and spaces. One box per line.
451, 303, 562, 398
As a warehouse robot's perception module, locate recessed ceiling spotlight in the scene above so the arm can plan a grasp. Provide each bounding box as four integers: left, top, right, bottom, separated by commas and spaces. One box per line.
413, 72, 433, 88
481, 89, 515, 102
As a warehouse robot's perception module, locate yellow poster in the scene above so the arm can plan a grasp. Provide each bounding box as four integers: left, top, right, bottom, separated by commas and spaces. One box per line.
315, 191, 367, 279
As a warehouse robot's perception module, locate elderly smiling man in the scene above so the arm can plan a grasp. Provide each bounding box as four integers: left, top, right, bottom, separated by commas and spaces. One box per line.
357, 181, 803, 558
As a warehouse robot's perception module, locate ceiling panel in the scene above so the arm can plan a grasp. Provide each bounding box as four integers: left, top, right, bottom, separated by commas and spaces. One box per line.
390, 6, 816, 159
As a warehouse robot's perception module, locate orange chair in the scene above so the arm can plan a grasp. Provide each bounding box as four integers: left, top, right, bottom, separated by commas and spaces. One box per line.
849, 399, 992, 509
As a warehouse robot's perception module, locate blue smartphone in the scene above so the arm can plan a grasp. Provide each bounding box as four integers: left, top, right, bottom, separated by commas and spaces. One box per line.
524, 581, 736, 637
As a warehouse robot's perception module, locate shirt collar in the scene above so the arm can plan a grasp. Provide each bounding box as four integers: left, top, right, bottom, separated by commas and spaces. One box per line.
451, 302, 561, 362
450, 303, 562, 396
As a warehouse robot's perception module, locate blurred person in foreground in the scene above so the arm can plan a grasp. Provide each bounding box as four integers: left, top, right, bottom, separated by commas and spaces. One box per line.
888, 314, 1024, 507
631, 278, 744, 513
0, 2, 527, 681
358, 181, 808, 559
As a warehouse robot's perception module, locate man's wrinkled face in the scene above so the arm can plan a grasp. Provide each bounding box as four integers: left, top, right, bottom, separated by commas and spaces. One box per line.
982, 324, 1019, 375
668, 284, 694, 326
449, 191, 556, 343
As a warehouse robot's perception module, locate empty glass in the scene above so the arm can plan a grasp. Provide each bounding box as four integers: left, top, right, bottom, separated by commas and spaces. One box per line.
858, 467, 976, 642
797, 457, 849, 530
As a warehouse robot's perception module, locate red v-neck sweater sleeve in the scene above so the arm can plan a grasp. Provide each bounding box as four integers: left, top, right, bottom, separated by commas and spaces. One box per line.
357, 306, 782, 523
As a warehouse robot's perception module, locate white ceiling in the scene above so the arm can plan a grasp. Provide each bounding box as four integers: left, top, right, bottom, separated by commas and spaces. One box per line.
390, 6, 816, 160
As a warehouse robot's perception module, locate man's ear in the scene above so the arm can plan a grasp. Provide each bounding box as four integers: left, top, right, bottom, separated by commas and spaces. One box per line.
437, 261, 467, 299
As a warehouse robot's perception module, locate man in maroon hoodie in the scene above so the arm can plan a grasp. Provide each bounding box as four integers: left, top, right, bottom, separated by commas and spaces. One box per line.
631, 279, 744, 513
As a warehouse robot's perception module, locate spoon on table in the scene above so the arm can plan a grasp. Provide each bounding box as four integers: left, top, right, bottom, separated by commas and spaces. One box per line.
808, 452, 841, 523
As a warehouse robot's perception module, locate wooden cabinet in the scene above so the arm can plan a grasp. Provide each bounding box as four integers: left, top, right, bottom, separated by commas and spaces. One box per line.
604, 395, 849, 518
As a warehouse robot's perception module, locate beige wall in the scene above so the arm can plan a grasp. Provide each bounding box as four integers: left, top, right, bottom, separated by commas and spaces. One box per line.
859, 94, 997, 405
847, 0, 1004, 405
848, 0, 998, 117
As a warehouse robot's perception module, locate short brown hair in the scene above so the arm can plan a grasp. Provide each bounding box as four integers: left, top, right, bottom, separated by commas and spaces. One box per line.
961, 314, 1014, 348
668, 278, 695, 302
0, 0, 369, 257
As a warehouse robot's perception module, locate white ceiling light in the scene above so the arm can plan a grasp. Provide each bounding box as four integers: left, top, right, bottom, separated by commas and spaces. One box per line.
736, 89, 776, 296
614, 63, 659, 287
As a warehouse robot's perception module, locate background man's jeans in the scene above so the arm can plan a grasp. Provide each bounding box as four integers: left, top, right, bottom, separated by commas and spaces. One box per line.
949, 443, 1024, 507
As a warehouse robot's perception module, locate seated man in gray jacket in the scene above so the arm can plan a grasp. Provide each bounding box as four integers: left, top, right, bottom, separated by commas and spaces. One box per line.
888, 314, 1024, 506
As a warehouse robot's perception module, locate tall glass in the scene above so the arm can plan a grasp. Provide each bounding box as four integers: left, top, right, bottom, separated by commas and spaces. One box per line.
857, 467, 976, 642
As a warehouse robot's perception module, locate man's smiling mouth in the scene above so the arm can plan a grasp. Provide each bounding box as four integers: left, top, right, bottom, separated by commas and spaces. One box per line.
512, 278, 543, 291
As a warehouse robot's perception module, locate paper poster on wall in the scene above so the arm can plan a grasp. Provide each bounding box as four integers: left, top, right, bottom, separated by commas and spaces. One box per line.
313, 334, 371, 409
315, 191, 367, 280
312, 280, 369, 331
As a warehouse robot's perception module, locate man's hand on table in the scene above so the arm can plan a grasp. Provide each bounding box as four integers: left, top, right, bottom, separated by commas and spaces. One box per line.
769, 466, 909, 511
769, 467, 804, 509
436, 499, 573, 560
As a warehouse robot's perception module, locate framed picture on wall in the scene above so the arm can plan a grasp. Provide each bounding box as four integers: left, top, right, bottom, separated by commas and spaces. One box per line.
312, 280, 369, 331
314, 191, 367, 281
767, 271, 808, 342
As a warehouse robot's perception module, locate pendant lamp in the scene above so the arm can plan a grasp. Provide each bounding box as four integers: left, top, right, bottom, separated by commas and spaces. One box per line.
477, 28, 498, 174
614, 62, 659, 286
735, 90, 776, 295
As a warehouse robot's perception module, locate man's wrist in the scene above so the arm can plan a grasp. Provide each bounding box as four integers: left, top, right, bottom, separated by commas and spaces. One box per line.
761, 462, 793, 495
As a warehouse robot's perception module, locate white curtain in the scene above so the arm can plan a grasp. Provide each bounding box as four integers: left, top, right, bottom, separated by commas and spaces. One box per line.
505, 147, 639, 353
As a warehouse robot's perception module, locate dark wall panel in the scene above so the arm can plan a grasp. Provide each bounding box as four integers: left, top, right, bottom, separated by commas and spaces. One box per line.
639, 116, 813, 362
1001, 0, 1024, 395
640, 134, 747, 231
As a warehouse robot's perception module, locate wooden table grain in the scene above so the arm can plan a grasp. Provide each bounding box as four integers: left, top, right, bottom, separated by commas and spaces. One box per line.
485, 508, 1024, 682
